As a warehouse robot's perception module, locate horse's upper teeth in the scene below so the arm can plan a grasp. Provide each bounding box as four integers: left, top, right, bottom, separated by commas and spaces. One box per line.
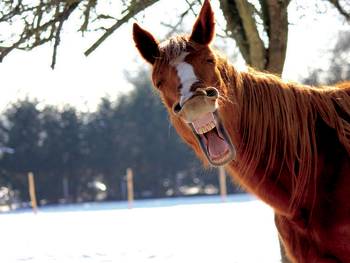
198, 121, 215, 134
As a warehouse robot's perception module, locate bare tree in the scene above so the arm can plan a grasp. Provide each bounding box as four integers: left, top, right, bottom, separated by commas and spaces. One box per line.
0, 0, 159, 68
0, 0, 349, 73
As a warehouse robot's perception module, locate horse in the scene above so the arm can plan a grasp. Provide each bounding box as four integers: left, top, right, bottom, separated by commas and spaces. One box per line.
132, 0, 350, 262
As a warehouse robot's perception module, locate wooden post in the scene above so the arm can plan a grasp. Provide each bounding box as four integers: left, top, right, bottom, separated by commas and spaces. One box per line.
28, 172, 38, 213
126, 168, 134, 208
218, 166, 227, 202
62, 176, 69, 202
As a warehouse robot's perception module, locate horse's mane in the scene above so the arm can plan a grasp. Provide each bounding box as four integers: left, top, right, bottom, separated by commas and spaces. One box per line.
218, 61, 350, 211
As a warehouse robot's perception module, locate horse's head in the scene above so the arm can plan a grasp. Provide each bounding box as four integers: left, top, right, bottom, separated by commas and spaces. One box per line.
133, 0, 236, 166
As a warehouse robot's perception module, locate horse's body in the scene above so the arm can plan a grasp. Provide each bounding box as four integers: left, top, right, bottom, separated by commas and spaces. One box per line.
133, 1, 350, 262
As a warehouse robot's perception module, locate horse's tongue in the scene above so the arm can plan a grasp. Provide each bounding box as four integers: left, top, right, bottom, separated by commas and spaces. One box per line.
206, 130, 229, 158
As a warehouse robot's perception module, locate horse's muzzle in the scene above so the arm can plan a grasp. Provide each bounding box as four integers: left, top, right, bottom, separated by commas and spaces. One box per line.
172, 87, 219, 123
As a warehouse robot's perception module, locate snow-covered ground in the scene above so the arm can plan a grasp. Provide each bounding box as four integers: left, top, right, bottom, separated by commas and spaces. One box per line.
0, 195, 281, 263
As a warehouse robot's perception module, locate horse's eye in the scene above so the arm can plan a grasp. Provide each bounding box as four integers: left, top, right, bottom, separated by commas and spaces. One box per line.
173, 102, 182, 114
156, 81, 162, 89
206, 58, 215, 64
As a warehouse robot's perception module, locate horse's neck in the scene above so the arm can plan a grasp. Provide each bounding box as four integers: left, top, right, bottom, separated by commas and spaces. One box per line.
223, 69, 307, 213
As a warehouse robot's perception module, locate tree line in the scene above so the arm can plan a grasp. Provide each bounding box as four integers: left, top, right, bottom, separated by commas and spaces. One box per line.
0, 70, 240, 207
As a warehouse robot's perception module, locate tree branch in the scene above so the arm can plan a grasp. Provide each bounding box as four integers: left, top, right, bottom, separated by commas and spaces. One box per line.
327, 0, 350, 21
84, 0, 159, 56
0, 1, 81, 63
51, 1, 81, 69
258, 0, 269, 36
0, 2, 22, 23
161, 0, 197, 38
80, 0, 98, 33
265, 0, 289, 74
219, 0, 251, 65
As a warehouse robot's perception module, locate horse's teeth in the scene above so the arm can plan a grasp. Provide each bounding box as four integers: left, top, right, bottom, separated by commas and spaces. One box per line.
197, 121, 215, 134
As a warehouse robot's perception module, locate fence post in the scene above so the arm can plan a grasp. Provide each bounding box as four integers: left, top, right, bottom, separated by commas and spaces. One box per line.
28, 172, 38, 213
218, 166, 227, 202
126, 168, 134, 208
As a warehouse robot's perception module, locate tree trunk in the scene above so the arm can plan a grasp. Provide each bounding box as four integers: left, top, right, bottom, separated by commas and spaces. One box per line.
219, 0, 290, 75
264, 0, 289, 74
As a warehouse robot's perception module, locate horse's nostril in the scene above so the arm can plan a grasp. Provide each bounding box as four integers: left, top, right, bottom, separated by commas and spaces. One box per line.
173, 102, 182, 114
206, 88, 218, 98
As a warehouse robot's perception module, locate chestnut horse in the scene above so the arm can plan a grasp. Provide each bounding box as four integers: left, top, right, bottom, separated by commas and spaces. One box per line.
133, 0, 350, 262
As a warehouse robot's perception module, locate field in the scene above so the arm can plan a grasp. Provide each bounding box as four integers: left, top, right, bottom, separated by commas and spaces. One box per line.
0, 195, 281, 263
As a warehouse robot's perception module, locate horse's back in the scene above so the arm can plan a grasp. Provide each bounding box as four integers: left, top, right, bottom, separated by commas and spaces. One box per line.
335, 81, 350, 90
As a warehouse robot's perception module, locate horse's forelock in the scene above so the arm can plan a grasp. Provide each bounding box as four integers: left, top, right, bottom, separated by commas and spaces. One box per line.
158, 35, 189, 63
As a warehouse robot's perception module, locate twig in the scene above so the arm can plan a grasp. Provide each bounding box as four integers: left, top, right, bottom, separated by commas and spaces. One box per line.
52, 1, 81, 68
328, 0, 350, 21
51, 19, 63, 69
84, 0, 159, 56
0, 1, 80, 63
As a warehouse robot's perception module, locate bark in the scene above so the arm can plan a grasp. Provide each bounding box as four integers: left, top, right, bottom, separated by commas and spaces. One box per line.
219, 0, 289, 75
219, 0, 266, 70
265, 0, 289, 74
235, 0, 266, 70
219, 0, 251, 65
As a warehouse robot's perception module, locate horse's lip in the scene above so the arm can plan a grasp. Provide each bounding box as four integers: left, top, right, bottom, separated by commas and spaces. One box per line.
191, 111, 236, 166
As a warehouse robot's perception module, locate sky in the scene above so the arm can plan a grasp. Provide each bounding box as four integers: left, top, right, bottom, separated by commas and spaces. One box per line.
0, 0, 348, 113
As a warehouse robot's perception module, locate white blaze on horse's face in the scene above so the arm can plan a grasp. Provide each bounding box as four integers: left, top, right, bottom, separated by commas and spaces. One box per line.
171, 52, 197, 107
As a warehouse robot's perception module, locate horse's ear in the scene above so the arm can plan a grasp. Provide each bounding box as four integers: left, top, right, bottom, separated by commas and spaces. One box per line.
190, 0, 215, 45
133, 23, 159, 64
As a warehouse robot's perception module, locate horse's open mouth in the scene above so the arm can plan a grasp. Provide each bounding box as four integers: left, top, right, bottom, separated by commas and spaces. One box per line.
190, 111, 235, 166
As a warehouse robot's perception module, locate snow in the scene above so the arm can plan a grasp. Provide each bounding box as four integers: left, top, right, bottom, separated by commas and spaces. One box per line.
0, 195, 281, 263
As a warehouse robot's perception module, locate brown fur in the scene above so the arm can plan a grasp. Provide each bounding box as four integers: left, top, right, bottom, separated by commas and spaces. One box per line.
133, 0, 350, 261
